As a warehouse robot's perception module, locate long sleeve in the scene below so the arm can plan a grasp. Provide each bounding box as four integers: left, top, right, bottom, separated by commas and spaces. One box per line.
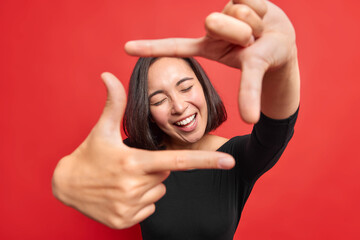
236, 107, 299, 182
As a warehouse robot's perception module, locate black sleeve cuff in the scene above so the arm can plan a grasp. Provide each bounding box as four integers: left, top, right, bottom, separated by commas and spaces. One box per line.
252, 106, 299, 148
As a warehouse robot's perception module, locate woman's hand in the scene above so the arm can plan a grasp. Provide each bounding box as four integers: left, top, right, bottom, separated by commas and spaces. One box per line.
125, 0, 300, 123
52, 73, 235, 229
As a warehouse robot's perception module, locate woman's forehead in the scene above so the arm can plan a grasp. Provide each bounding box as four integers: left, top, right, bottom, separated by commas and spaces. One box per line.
147, 58, 197, 87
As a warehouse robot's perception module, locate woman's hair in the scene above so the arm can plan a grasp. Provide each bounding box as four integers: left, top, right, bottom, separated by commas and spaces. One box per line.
123, 57, 227, 150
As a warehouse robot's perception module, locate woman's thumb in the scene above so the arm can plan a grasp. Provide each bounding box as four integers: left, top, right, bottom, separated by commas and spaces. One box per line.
96, 72, 127, 134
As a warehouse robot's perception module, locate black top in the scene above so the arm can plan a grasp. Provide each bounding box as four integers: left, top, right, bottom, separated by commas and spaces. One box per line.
125, 109, 298, 240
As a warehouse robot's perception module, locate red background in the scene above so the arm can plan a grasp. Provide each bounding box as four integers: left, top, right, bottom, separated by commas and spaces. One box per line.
1, 0, 359, 239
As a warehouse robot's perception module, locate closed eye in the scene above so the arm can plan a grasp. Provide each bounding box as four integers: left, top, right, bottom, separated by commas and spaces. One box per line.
181, 85, 193, 92
151, 98, 166, 106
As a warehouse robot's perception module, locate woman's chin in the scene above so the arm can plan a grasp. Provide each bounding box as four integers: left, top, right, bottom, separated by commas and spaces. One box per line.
179, 132, 206, 146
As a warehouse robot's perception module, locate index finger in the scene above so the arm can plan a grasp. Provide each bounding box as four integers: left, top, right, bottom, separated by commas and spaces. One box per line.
124, 38, 203, 57
140, 149, 235, 173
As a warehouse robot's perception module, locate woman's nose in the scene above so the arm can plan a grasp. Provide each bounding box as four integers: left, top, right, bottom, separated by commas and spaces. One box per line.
171, 97, 188, 115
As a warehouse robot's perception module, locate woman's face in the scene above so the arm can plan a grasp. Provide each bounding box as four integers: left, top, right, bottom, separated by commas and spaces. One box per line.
147, 58, 208, 147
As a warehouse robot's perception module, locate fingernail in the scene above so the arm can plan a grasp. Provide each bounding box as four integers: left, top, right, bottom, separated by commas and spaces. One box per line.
218, 158, 234, 169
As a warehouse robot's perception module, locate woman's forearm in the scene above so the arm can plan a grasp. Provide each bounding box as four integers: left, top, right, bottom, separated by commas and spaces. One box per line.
261, 51, 300, 119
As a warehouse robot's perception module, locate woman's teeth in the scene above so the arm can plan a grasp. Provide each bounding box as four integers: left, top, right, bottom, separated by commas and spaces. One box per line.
175, 114, 196, 126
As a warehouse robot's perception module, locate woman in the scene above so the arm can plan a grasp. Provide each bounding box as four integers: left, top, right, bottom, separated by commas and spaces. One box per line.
52, 0, 300, 239
124, 56, 297, 240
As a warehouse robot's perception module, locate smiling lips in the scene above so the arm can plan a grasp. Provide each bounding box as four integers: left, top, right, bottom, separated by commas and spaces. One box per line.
174, 113, 196, 127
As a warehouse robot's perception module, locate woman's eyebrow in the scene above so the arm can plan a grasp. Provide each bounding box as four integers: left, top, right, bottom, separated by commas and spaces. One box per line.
149, 77, 194, 99
148, 90, 164, 99
176, 77, 194, 86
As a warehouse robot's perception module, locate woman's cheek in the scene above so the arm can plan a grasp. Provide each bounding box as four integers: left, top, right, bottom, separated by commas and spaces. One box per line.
191, 87, 207, 108
150, 107, 169, 128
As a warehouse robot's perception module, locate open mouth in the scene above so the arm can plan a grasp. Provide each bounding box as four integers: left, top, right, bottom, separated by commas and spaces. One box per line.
174, 113, 196, 127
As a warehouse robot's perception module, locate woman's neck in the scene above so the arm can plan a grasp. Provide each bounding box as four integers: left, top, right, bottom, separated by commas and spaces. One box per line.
163, 134, 210, 151
162, 134, 228, 151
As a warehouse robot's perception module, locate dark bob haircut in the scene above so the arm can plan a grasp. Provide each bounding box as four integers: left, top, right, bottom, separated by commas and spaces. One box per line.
123, 57, 227, 150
